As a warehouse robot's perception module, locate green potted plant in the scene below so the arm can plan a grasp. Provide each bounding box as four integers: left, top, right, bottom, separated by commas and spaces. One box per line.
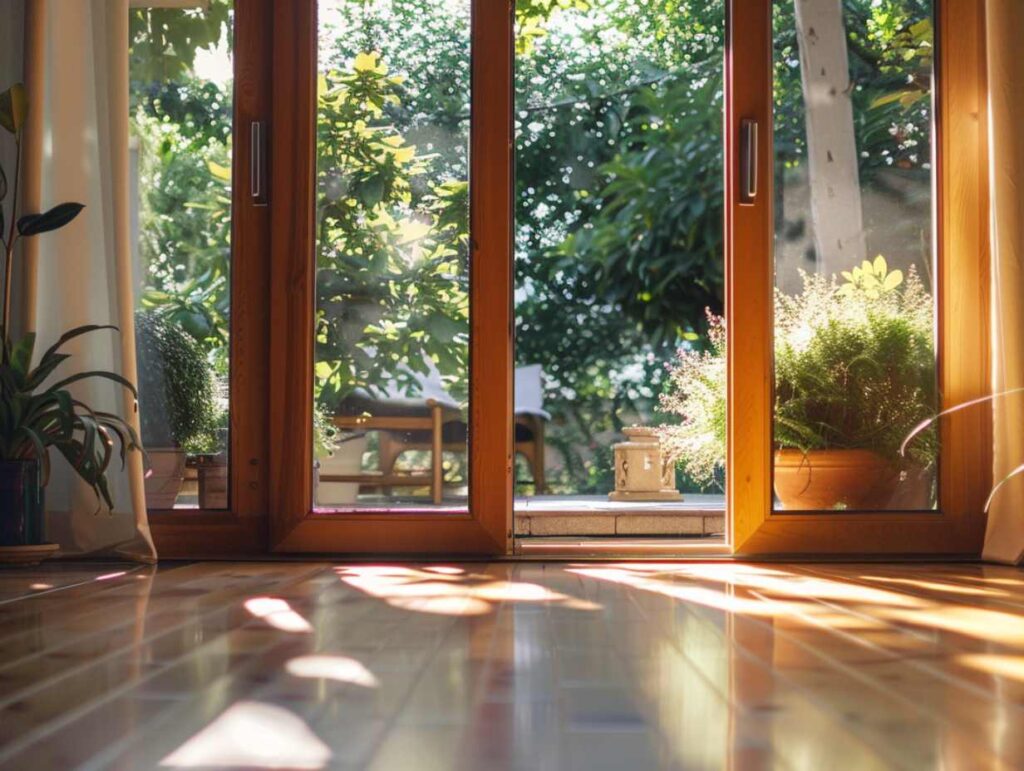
0, 83, 141, 560
188, 402, 228, 509
134, 309, 215, 508
658, 257, 937, 510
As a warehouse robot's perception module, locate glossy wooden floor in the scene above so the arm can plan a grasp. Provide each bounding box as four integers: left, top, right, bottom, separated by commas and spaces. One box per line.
1, 561, 1023, 770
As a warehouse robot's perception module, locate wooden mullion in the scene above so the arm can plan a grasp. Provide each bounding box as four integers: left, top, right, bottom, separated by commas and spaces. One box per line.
150, 0, 274, 556
267, 0, 318, 546
727, 0, 775, 552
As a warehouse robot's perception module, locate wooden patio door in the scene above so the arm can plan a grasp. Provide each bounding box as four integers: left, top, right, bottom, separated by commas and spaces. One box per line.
265, 0, 513, 554
726, 0, 992, 556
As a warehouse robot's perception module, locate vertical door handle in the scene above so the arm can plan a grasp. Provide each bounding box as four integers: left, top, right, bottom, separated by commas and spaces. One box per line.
740, 118, 758, 205
251, 120, 268, 206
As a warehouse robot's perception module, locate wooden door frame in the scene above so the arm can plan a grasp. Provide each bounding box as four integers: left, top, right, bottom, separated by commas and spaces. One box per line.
150, 0, 272, 558
728, 0, 992, 556
263, 0, 513, 554
150, 0, 992, 560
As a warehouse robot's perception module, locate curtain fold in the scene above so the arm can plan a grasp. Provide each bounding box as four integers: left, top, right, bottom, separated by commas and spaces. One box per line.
983, 0, 1024, 564
20, 0, 155, 561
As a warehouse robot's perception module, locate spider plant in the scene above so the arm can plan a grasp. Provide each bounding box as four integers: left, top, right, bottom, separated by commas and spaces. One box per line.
1, 82, 141, 508
902, 387, 1024, 512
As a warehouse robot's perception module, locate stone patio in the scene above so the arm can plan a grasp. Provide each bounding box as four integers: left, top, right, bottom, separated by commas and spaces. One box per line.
514, 495, 725, 537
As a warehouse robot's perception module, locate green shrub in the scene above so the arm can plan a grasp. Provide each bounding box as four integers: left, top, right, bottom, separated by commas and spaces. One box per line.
134, 310, 215, 450
658, 258, 937, 488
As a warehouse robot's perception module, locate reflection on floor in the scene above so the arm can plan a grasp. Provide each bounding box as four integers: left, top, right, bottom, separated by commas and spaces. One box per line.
0, 561, 1022, 769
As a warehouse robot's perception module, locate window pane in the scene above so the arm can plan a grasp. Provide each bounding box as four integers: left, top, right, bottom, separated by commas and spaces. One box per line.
313, 0, 471, 511
772, 0, 937, 511
129, 2, 234, 510
514, 0, 726, 533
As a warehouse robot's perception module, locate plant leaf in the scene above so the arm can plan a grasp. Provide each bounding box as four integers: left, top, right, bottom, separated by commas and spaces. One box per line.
0, 83, 27, 134
985, 462, 1024, 512
39, 324, 117, 362
25, 352, 70, 390
10, 332, 35, 377
17, 202, 85, 237
882, 269, 903, 291
48, 369, 139, 398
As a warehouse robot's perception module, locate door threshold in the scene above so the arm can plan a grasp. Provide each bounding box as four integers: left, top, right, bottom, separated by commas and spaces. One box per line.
514, 536, 731, 558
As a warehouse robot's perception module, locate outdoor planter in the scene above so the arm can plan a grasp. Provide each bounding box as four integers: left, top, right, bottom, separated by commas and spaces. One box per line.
144, 448, 187, 509
774, 449, 904, 510
192, 453, 228, 509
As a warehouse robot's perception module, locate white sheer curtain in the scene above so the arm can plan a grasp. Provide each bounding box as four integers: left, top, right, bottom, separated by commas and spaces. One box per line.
983, 0, 1024, 564
19, 0, 154, 560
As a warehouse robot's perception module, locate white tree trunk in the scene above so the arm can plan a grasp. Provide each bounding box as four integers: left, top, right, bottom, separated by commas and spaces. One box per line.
794, 0, 867, 277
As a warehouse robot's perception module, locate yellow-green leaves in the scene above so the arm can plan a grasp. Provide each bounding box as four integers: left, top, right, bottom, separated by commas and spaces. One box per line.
0, 83, 28, 135
207, 161, 231, 182
839, 255, 903, 299
353, 52, 387, 76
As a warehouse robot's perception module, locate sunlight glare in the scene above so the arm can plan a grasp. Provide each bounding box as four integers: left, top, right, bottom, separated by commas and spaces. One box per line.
387, 596, 492, 615
877, 605, 1024, 645
336, 565, 597, 615
160, 701, 331, 769
957, 654, 1024, 683
860, 575, 1007, 597
285, 655, 379, 687
244, 597, 314, 633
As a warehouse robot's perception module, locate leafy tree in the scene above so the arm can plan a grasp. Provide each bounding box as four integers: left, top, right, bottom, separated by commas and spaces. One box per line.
129, 2, 231, 83
131, 82, 232, 361
313, 52, 470, 410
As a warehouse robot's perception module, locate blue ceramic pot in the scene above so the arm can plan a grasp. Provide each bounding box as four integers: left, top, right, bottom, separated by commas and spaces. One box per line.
0, 460, 45, 546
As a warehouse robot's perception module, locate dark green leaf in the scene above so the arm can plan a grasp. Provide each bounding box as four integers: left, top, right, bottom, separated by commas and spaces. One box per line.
17, 202, 85, 237
10, 333, 35, 377
39, 325, 118, 363
49, 370, 139, 399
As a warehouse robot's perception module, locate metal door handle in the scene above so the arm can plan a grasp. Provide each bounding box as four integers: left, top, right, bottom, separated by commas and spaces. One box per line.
251, 120, 268, 206
740, 118, 758, 205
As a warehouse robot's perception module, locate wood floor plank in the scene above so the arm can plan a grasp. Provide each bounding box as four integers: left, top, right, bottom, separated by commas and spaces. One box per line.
0, 561, 1021, 771
0, 562, 329, 765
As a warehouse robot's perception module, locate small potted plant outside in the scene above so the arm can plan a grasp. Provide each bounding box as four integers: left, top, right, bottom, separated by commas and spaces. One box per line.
313, 400, 368, 506
188, 404, 228, 509
134, 309, 216, 509
658, 256, 938, 510
0, 83, 142, 561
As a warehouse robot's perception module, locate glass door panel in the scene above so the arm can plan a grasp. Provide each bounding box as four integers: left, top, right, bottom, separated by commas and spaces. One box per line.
312, 0, 471, 512
772, 0, 937, 511
513, 0, 727, 538
129, 2, 234, 510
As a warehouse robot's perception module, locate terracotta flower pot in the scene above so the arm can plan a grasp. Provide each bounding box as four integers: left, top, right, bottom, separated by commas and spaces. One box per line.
773, 449, 902, 510
144, 448, 187, 509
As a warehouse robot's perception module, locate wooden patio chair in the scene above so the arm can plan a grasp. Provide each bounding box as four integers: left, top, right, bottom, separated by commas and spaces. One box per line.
324, 362, 550, 502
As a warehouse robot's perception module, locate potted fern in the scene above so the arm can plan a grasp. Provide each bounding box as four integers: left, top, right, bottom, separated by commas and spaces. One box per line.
0, 84, 141, 560
659, 257, 937, 510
